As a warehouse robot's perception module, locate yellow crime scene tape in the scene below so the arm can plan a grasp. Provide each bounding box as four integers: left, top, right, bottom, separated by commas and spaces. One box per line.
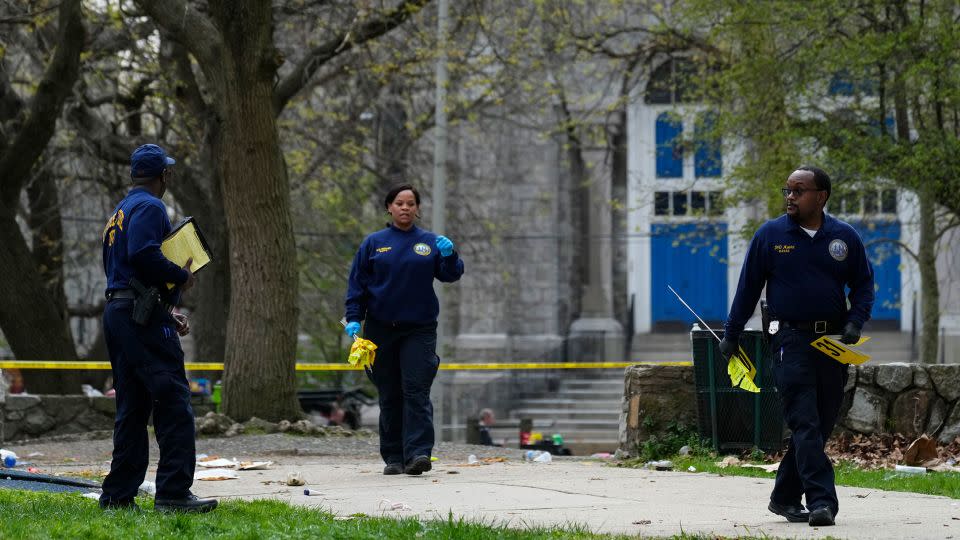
0, 360, 692, 371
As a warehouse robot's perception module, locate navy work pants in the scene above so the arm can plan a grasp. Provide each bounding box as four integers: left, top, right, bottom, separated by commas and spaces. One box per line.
100, 300, 196, 504
364, 319, 439, 466
770, 328, 849, 515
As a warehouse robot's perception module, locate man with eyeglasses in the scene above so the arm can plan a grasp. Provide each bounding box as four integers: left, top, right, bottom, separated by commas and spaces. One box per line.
719, 166, 874, 527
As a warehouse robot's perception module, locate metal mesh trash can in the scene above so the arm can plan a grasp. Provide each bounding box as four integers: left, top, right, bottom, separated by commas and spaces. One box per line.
691, 327, 787, 452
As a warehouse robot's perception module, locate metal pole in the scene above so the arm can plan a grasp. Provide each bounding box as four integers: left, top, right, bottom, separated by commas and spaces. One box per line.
432, 0, 449, 442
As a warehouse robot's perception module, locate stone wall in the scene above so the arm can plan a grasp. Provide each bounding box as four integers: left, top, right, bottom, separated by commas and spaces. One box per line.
0, 395, 216, 443
1, 395, 116, 443
619, 363, 960, 456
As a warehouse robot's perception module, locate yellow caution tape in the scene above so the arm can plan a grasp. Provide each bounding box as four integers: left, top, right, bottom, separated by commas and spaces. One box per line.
810, 335, 871, 365
0, 360, 692, 371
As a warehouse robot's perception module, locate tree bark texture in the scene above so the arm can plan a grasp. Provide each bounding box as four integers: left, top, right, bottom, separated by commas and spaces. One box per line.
917, 184, 940, 364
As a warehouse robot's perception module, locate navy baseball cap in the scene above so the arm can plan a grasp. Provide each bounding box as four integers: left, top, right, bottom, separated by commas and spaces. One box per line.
130, 144, 175, 179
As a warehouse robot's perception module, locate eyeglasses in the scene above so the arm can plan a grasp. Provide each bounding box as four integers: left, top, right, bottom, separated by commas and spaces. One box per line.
781, 187, 823, 197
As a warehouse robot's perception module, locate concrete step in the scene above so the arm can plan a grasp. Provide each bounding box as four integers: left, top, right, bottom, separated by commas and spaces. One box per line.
508, 418, 619, 430
552, 388, 623, 400
511, 408, 618, 420
557, 380, 623, 394
514, 398, 621, 409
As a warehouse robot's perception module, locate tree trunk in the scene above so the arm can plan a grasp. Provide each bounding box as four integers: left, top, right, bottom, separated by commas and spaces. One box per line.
0, 209, 77, 392
917, 183, 940, 364
217, 79, 300, 421
200, 1, 299, 421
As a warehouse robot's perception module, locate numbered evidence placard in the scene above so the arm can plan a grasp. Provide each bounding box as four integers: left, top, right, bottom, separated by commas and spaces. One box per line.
810, 336, 871, 365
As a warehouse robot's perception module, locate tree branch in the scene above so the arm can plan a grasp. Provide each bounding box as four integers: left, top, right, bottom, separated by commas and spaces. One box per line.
133, 0, 223, 79
273, 0, 431, 114
0, 0, 84, 208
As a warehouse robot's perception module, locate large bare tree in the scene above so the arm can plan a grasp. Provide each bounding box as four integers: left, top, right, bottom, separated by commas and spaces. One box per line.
0, 0, 85, 392
135, 0, 429, 420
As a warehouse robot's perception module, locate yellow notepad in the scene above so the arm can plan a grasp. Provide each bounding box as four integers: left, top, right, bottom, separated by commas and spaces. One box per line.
161, 217, 212, 288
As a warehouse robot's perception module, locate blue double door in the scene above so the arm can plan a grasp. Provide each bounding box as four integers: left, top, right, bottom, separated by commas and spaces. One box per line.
651, 223, 729, 327
849, 220, 901, 322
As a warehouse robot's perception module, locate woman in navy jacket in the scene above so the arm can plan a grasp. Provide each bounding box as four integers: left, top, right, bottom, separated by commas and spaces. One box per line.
344, 184, 464, 475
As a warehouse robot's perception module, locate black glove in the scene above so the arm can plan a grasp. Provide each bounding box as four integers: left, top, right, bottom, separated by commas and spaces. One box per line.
839, 321, 862, 345
718, 337, 738, 360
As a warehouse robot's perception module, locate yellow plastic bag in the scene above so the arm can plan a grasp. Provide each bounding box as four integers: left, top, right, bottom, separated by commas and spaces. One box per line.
348, 337, 377, 369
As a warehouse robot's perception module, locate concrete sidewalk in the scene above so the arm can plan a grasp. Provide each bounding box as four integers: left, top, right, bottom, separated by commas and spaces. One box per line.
189, 456, 956, 539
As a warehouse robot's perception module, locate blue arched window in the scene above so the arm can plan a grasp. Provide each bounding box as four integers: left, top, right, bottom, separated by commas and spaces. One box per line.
695, 112, 721, 177
656, 112, 683, 178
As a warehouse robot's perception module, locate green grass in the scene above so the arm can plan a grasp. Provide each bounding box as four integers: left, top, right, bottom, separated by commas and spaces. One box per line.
0, 490, 760, 540
625, 455, 960, 499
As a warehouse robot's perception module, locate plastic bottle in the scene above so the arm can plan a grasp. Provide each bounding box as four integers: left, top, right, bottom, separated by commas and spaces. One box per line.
524, 450, 542, 461
467, 454, 478, 464
304, 489, 323, 496
533, 451, 552, 463
894, 465, 926, 474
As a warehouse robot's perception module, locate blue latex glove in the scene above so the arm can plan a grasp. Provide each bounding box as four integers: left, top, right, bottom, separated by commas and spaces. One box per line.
345, 321, 361, 338
436, 235, 455, 257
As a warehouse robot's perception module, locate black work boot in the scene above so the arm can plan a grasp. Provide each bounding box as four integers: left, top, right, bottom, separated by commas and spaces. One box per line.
768, 500, 809, 523
154, 493, 218, 513
404, 455, 432, 475
808, 506, 835, 527
383, 463, 403, 475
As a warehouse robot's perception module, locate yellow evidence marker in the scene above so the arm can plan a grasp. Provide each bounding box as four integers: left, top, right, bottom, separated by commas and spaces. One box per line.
810, 336, 871, 365
727, 345, 760, 393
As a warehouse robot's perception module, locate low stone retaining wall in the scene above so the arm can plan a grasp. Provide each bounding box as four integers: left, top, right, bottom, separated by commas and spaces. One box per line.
619, 363, 960, 456
0, 395, 215, 443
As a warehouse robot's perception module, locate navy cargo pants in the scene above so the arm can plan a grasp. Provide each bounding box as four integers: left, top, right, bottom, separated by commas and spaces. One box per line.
364, 318, 439, 467
769, 328, 849, 515
100, 299, 196, 504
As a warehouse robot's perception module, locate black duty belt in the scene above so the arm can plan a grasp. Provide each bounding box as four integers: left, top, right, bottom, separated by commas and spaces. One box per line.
106, 289, 136, 301
780, 320, 844, 334
106, 289, 174, 312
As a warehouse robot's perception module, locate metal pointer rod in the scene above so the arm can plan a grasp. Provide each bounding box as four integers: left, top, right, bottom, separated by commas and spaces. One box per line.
667, 285, 722, 343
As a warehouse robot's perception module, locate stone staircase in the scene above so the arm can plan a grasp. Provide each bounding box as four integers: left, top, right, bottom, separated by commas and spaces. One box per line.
490, 374, 624, 456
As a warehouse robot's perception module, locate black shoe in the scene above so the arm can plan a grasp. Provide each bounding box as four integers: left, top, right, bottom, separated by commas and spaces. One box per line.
404, 455, 432, 475
808, 506, 835, 527
768, 500, 809, 523
383, 463, 403, 475
154, 494, 218, 513
99, 498, 140, 512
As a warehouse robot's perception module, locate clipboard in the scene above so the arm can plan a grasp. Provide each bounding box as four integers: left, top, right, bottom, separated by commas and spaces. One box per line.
161, 217, 213, 288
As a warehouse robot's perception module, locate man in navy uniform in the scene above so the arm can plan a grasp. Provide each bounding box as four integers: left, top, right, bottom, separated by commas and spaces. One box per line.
719, 166, 874, 527
99, 144, 216, 513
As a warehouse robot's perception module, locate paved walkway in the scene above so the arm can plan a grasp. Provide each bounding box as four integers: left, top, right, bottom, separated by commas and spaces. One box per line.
6, 435, 958, 539
194, 456, 958, 539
